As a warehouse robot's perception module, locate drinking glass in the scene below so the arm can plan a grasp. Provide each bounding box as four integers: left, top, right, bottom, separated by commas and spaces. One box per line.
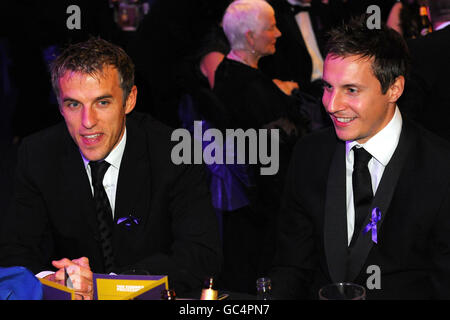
319, 282, 366, 300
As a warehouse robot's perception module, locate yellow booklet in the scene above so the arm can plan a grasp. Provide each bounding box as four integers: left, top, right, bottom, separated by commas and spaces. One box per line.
93, 274, 169, 300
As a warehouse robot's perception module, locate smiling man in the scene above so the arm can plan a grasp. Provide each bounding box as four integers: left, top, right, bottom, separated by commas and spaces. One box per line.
270, 17, 450, 299
321, 54, 403, 145
0, 38, 221, 299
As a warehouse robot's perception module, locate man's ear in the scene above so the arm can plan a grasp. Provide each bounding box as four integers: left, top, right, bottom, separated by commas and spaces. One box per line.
387, 75, 405, 103
124, 85, 137, 114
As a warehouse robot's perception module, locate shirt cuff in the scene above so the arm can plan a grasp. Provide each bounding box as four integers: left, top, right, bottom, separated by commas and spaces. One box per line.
35, 271, 55, 279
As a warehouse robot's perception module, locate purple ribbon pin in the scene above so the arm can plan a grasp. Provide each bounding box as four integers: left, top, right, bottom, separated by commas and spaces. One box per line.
117, 214, 140, 228
363, 207, 381, 244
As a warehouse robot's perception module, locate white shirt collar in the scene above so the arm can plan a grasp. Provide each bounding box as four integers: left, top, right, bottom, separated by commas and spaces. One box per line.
82, 128, 127, 170
346, 106, 402, 166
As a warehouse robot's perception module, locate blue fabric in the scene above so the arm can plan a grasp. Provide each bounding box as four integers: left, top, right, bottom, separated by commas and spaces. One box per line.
0, 266, 43, 300
179, 94, 252, 211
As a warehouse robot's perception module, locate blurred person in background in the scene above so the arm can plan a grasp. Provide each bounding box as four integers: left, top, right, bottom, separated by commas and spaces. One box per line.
399, 0, 450, 141
212, 0, 311, 294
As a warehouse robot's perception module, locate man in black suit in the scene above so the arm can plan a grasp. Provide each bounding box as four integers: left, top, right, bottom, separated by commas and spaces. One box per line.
0, 38, 222, 299
399, 0, 450, 142
270, 18, 450, 299
259, 0, 342, 98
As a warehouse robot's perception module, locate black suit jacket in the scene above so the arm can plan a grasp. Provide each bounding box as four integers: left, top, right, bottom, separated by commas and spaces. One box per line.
271, 118, 450, 299
399, 25, 450, 142
259, 0, 335, 90
0, 112, 222, 295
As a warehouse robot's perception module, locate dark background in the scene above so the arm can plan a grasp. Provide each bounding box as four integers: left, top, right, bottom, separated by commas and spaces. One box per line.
0, 0, 398, 220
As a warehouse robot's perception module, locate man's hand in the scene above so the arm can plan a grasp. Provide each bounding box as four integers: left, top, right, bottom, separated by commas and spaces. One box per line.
48, 257, 94, 300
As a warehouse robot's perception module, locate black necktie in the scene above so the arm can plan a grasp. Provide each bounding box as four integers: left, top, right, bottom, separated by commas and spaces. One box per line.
289, 3, 311, 15
89, 160, 114, 273
350, 147, 373, 247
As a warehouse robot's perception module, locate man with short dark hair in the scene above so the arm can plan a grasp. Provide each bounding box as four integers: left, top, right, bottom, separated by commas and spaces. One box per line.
0, 38, 222, 300
270, 17, 450, 299
399, 0, 450, 142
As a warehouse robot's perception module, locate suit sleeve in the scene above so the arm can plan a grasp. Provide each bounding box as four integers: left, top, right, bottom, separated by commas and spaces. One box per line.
0, 138, 53, 273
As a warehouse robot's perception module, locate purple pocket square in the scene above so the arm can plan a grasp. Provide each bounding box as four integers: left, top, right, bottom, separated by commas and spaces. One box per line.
117, 215, 140, 228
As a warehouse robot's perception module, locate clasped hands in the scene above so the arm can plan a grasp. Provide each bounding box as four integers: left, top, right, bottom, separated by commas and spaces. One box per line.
45, 257, 93, 300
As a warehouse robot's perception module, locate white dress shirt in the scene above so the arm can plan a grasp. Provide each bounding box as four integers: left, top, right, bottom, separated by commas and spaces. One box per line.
81, 128, 127, 218
345, 106, 402, 245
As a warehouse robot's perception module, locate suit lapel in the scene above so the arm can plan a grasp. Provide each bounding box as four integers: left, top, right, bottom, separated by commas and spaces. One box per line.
114, 118, 151, 235
323, 140, 348, 283
346, 122, 415, 280
60, 131, 99, 237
